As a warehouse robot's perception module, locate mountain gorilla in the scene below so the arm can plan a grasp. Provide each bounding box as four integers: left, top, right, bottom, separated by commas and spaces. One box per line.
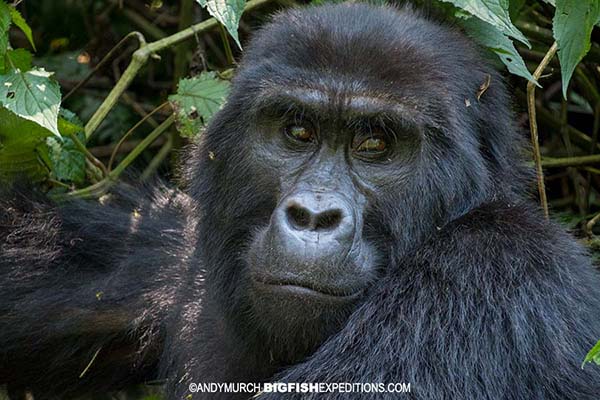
2, 2, 600, 399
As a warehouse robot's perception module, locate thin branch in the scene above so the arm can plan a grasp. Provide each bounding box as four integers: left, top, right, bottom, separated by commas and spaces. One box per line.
89, 137, 166, 158
64, 32, 147, 103
173, 0, 196, 87
527, 41, 558, 219
585, 212, 600, 238
541, 154, 600, 168
141, 133, 174, 181
108, 102, 170, 171
68, 132, 108, 177
121, 7, 168, 40
219, 23, 235, 65
110, 115, 175, 178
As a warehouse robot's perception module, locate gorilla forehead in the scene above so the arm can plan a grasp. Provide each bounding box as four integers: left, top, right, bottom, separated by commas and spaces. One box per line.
236, 3, 484, 130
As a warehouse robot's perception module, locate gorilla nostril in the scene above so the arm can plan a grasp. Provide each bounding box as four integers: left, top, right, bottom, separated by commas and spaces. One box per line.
314, 209, 342, 231
286, 205, 312, 230
285, 204, 344, 232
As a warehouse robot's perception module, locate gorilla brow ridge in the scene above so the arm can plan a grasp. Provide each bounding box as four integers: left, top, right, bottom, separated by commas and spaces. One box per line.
253, 85, 436, 133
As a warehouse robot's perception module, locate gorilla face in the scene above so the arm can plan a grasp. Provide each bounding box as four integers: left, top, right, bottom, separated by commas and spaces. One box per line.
244, 88, 423, 329
189, 3, 505, 361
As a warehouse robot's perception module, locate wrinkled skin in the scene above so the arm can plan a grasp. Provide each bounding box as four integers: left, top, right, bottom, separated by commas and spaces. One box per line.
2, 3, 600, 400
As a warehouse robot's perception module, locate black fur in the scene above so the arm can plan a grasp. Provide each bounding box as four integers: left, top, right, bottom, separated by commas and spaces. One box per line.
2, 3, 600, 399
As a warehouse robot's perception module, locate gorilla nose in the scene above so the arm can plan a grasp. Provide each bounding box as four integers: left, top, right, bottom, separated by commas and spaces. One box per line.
280, 192, 354, 240
286, 204, 342, 231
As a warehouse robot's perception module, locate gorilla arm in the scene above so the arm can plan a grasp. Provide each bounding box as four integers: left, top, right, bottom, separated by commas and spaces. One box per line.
0, 185, 195, 395
261, 201, 600, 400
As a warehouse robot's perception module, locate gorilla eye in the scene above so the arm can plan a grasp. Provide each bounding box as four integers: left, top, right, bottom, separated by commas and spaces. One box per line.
355, 137, 387, 154
284, 124, 315, 142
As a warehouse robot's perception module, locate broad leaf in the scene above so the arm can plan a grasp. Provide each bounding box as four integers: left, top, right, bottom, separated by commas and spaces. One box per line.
59, 107, 84, 129
9, 7, 35, 51
169, 72, 230, 138
0, 67, 62, 137
196, 0, 245, 49
2, 48, 32, 74
0, 106, 86, 183
54, 110, 87, 183
552, 0, 600, 98
462, 17, 537, 85
46, 132, 85, 184
440, 0, 530, 47
0, 107, 50, 182
0, 1, 10, 73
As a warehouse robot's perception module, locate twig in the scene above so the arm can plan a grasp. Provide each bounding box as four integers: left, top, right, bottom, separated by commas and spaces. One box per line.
173, 0, 195, 87
585, 212, 600, 238
531, 99, 600, 152
219, 23, 235, 65
141, 133, 174, 181
68, 132, 108, 177
527, 41, 558, 219
108, 102, 170, 171
122, 92, 159, 128
64, 32, 147, 103
541, 154, 600, 168
89, 137, 166, 158
79, 347, 102, 378
111, 115, 175, 178
121, 7, 168, 41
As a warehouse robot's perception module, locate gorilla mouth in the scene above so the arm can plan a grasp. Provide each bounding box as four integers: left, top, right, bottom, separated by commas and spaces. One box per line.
252, 275, 363, 300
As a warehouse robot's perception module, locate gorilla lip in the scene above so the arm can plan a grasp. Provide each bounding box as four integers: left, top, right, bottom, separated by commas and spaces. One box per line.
252, 276, 362, 301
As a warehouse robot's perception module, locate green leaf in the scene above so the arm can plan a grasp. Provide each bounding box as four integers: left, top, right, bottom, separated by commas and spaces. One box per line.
196, 0, 245, 49
9, 7, 35, 51
439, 0, 530, 47
461, 17, 537, 85
46, 133, 85, 184
0, 106, 86, 184
169, 72, 230, 138
0, 106, 51, 182
46, 109, 86, 184
0, 1, 10, 73
0, 67, 62, 137
552, 0, 600, 99
583, 338, 600, 367
59, 107, 84, 128
2, 48, 32, 73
